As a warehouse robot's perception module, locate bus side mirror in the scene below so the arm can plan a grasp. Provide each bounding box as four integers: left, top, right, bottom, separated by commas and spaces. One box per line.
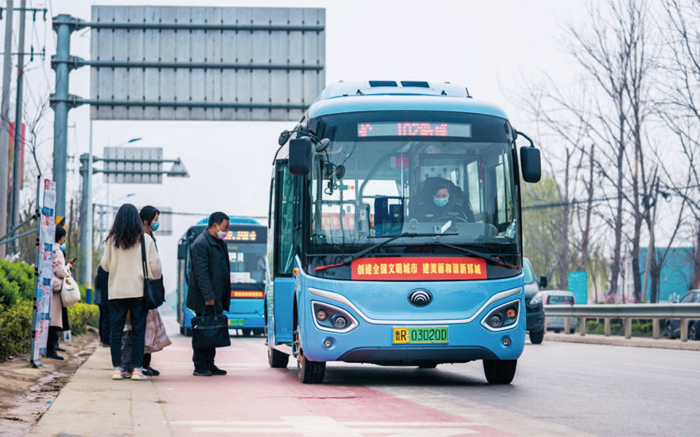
177, 243, 187, 260
539, 275, 547, 289
520, 146, 541, 183
289, 137, 312, 176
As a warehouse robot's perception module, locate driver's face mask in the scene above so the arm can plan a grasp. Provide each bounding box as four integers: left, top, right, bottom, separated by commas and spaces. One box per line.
433, 197, 449, 208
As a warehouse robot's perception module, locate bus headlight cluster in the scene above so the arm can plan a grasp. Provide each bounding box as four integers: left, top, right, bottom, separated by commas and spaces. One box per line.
311, 302, 358, 332
481, 301, 520, 332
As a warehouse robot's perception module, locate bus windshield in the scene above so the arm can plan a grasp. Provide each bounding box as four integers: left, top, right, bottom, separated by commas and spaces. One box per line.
307, 111, 519, 260
226, 242, 267, 289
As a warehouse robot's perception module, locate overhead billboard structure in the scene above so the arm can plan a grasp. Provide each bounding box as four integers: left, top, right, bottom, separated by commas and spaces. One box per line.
88, 6, 326, 122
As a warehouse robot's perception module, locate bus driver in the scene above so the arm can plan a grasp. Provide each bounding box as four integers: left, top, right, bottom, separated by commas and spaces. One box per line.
411, 177, 475, 223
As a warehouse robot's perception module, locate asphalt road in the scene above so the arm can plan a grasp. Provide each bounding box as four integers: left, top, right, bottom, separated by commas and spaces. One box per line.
156, 310, 698, 436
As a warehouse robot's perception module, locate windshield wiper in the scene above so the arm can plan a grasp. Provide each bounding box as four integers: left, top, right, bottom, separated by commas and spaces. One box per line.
314, 232, 457, 272
431, 241, 521, 271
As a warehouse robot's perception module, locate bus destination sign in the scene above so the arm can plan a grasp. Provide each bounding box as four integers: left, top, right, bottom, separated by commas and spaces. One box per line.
357, 122, 472, 138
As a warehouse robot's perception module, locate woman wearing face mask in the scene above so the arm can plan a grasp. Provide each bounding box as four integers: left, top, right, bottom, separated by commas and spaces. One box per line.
101, 203, 162, 380
134, 206, 172, 376
49, 226, 72, 360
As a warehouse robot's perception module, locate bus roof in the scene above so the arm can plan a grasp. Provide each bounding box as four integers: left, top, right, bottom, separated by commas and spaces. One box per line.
195, 216, 261, 226
307, 81, 509, 120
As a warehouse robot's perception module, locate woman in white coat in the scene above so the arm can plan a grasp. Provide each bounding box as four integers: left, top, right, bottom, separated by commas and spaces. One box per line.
101, 204, 162, 380
49, 226, 72, 360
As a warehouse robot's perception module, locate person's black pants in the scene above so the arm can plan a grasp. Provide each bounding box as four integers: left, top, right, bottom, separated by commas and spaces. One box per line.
143, 353, 152, 368
108, 298, 147, 368
192, 310, 217, 370
47, 326, 61, 355
98, 304, 110, 345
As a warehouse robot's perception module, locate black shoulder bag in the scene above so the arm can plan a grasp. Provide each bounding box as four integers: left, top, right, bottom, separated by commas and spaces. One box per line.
141, 236, 165, 310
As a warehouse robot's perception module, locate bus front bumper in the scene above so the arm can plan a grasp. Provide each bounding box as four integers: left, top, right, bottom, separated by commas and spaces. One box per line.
301, 315, 525, 364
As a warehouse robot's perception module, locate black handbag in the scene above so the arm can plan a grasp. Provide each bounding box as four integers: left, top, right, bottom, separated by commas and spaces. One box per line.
192, 306, 231, 349
141, 236, 165, 310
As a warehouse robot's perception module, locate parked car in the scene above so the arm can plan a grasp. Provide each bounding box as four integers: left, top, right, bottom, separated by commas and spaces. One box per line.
665, 290, 700, 340
523, 258, 547, 344
543, 290, 577, 334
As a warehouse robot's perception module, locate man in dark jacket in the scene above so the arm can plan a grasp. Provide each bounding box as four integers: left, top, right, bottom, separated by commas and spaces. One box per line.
187, 211, 231, 376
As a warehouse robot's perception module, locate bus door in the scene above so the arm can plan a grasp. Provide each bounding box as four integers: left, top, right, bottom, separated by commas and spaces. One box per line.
271, 161, 299, 343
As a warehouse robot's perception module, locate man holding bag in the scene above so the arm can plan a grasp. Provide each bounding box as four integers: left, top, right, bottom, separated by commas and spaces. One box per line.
187, 212, 231, 377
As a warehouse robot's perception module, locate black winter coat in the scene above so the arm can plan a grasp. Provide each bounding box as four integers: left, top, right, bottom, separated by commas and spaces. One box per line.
186, 229, 231, 314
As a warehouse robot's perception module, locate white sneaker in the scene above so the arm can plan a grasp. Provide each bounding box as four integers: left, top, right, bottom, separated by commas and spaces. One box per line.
112, 369, 124, 380
131, 368, 148, 381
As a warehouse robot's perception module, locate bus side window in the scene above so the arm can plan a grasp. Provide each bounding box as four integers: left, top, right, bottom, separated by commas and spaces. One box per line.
276, 162, 297, 276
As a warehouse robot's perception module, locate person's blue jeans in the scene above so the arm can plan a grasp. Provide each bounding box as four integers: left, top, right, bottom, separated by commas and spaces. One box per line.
108, 297, 147, 368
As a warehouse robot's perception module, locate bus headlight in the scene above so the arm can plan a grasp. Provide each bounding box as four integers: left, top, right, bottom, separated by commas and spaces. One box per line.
332, 315, 348, 329
481, 300, 520, 332
311, 302, 358, 332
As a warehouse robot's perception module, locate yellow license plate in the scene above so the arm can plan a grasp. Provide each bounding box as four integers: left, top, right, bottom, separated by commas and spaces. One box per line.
393, 326, 448, 344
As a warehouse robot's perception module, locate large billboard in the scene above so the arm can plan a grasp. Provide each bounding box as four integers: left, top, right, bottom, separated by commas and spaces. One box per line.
89, 6, 326, 122
103, 147, 163, 184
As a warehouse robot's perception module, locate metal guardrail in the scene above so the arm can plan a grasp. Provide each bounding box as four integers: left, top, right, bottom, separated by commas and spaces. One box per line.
544, 304, 700, 342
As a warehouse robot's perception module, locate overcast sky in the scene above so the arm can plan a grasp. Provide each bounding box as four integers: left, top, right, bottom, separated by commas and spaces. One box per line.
5, 0, 589, 291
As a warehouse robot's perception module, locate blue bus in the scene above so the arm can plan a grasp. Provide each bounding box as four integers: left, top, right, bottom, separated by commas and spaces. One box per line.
265, 81, 541, 384
177, 217, 267, 336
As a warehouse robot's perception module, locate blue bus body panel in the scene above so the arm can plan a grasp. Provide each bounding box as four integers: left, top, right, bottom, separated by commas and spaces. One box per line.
270, 277, 295, 343
285, 258, 525, 364
308, 95, 509, 120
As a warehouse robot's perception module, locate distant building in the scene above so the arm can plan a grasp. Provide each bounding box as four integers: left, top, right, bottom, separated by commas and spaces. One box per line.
620, 247, 694, 302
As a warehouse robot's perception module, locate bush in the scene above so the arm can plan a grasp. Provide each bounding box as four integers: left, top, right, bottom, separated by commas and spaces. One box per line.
0, 300, 33, 360
67, 303, 100, 335
0, 259, 34, 306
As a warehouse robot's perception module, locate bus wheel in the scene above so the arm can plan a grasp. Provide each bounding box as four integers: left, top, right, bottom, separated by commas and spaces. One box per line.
529, 329, 545, 344
268, 346, 289, 368
483, 359, 517, 384
294, 326, 326, 384
241, 329, 252, 337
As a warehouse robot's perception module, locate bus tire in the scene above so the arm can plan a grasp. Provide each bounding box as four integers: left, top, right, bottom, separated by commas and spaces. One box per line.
483, 359, 517, 384
529, 329, 545, 344
295, 326, 326, 384
268, 346, 289, 368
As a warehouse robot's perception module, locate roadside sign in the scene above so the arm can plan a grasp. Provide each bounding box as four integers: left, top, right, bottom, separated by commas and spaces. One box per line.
30, 178, 56, 367
103, 147, 163, 184
568, 271, 588, 305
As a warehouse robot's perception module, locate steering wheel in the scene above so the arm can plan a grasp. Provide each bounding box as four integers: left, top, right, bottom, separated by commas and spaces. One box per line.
432, 215, 470, 224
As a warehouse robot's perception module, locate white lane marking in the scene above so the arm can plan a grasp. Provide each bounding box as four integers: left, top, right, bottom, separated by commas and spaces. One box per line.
191, 427, 477, 436
626, 363, 700, 373
176, 417, 478, 436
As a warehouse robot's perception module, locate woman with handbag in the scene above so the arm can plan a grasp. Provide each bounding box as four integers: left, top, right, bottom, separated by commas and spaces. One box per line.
101, 204, 162, 381
49, 226, 72, 360
138, 206, 171, 376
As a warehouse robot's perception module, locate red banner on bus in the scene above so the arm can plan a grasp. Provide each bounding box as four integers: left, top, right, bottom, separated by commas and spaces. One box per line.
351, 257, 487, 281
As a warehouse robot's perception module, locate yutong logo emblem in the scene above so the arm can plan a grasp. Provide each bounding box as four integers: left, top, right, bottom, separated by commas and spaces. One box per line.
408, 289, 432, 307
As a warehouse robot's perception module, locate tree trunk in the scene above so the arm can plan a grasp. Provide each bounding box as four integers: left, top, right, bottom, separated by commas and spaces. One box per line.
608, 105, 626, 299
579, 144, 595, 272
